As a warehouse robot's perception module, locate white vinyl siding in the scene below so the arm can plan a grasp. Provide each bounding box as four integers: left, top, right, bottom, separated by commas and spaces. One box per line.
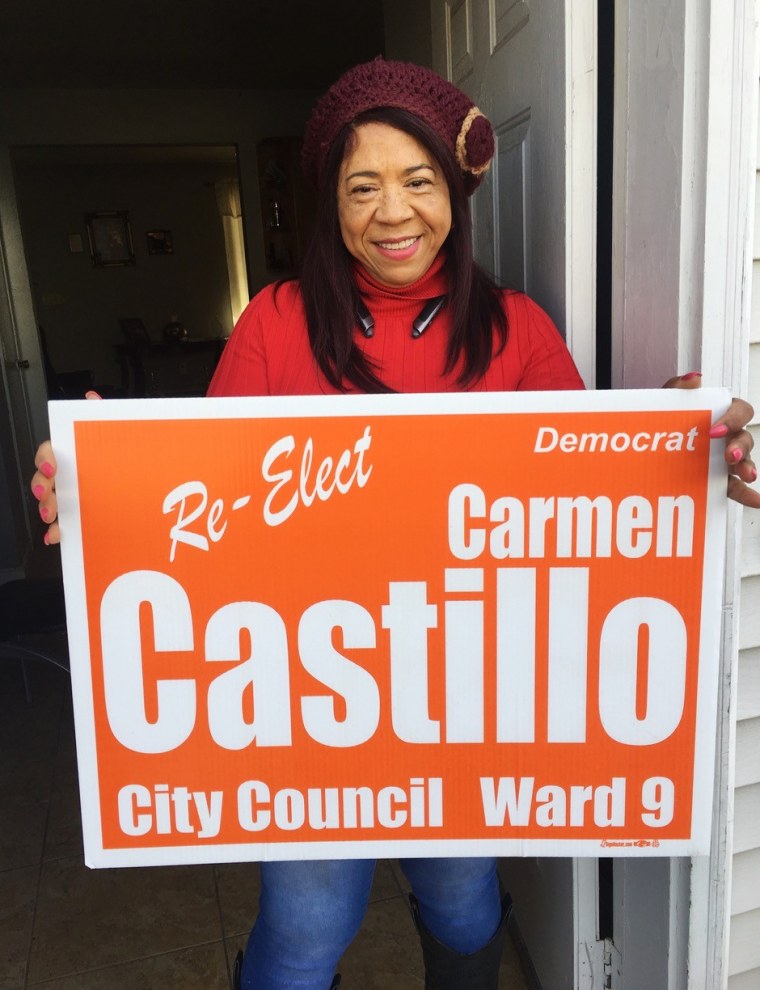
727, 82, 760, 989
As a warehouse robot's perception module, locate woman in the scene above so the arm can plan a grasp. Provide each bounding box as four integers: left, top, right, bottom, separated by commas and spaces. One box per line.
32, 59, 759, 990
208, 60, 585, 400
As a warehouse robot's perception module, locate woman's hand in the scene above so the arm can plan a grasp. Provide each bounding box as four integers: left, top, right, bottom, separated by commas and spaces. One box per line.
31, 440, 60, 544
665, 373, 759, 508
29, 390, 101, 545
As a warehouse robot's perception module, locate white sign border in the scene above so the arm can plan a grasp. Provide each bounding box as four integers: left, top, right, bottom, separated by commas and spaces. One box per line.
50, 387, 731, 867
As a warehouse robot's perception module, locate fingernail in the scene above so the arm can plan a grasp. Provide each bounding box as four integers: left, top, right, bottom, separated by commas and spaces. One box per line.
40, 461, 54, 478
731, 448, 743, 463
751, 468, 758, 482
32, 484, 44, 500
39, 506, 49, 521
681, 371, 703, 381
43, 531, 50, 546
709, 423, 729, 438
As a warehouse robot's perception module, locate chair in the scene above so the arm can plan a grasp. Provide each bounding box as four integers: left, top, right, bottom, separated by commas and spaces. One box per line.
117, 318, 152, 395
119, 317, 151, 348
0, 578, 69, 701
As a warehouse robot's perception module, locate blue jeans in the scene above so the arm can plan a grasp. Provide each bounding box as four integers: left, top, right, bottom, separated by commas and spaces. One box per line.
240, 856, 501, 990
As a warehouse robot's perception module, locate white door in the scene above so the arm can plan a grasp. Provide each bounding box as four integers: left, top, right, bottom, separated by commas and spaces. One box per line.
430, 2, 600, 988
430, 0, 596, 385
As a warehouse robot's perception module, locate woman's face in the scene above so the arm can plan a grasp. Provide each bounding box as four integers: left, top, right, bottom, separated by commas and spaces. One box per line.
337, 122, 452, 288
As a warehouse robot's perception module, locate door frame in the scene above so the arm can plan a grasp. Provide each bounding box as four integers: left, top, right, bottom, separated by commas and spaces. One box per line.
611, 1, 758, 986
564, 0, 597, 390
0, 149, 46, 569
568, 4, 603, 982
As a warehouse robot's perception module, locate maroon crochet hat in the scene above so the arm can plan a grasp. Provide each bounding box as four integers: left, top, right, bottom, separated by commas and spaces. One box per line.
302, 58, 495, 196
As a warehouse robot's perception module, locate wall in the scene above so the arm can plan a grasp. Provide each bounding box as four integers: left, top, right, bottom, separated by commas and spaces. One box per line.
727, 89, 760, 990
383, 0, 432, 64
0, 86, 320, 300
14, 157, 236, 394
0, 86, 321, 444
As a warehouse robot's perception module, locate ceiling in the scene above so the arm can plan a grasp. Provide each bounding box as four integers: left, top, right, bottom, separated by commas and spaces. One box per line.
0, 0, 386, 90
12, 144, 241, 167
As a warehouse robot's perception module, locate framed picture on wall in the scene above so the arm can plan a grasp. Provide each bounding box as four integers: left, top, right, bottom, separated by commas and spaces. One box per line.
85, 211, 135, 267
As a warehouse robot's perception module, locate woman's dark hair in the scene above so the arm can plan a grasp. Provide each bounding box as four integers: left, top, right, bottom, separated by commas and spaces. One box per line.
298, 106, 508, 392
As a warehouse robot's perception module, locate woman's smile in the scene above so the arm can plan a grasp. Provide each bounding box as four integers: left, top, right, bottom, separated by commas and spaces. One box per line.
374, 235, 422, 258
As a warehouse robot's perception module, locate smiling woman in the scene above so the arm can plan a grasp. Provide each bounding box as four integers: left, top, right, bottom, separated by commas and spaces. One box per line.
336, 122, 453, 287
203, 59, 585, 990
209, 65, 585, 401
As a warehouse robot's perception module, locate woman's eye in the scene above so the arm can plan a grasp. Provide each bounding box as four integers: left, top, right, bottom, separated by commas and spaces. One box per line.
408, 178, 432, 190
350, 185, 376, 196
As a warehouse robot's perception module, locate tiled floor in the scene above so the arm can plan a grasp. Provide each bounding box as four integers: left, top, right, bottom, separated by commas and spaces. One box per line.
2, 559, 532, 989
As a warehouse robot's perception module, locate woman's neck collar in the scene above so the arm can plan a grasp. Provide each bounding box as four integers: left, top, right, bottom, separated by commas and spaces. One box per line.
354, 251, 448, 299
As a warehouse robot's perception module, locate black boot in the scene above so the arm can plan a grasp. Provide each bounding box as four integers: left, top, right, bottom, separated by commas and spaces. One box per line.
410, 894, 512, 990
232, 950, 341, 989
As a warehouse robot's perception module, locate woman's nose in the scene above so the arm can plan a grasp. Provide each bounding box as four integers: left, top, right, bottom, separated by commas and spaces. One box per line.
375, 187, 414, 223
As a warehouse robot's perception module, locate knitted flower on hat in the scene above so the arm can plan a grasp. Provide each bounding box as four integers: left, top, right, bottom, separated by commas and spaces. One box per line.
302, 58, 495, 196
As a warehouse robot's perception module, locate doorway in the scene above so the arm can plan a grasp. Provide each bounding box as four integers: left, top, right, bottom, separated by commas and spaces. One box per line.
11, 144, 245, 400
0, 3, 639, 987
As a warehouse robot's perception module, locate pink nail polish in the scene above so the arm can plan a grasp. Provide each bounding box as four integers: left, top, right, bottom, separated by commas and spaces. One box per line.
32, 484, 44, 500
40, 506, 49, 521
43, 531, 50, 546
751, 468, 758, 483
709, 423, 729, 438
681, 371, 703, 381
731, 448, 743, 463
40, 461, 54, 478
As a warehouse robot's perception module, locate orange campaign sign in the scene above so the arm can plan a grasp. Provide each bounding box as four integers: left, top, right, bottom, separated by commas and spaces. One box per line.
50, 388, 730, 867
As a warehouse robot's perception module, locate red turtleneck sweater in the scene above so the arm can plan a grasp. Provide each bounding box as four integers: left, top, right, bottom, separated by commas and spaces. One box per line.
208, 255, 584, 397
